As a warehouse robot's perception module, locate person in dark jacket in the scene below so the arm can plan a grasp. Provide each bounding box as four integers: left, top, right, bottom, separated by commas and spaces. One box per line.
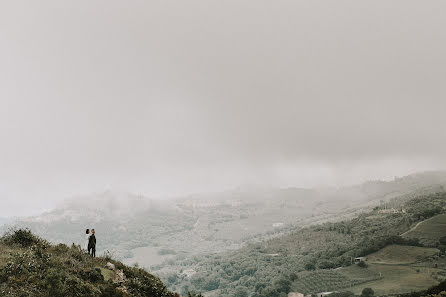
88, 229, 97, 257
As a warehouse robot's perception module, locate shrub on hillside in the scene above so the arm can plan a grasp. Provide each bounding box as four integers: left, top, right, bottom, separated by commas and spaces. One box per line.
2, 228, 44, 247
304, 263, 315, 271
79, 268, 104, 283
357, 261, 368, 268
361, 288, 374, 297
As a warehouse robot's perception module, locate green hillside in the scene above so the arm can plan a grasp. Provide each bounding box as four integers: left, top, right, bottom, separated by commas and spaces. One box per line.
347, 264, 441, 295
170, 191, 446, 297
290, 269, 379, 294
403, 213, 446, 246
0, 229, 180, 297
367, 244, 439, 264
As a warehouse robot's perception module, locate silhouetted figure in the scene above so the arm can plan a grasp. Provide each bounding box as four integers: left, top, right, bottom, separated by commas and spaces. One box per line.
85, 229, 90, 251
88, 229, 96, 257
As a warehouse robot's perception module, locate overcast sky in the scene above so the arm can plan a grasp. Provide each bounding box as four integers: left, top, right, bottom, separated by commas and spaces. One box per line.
1, 1, 446, 216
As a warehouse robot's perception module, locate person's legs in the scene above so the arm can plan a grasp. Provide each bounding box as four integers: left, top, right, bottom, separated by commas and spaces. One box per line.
92, 247, 96, 258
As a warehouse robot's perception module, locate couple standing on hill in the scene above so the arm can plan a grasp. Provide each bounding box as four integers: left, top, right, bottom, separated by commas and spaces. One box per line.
85, 229, 97, 257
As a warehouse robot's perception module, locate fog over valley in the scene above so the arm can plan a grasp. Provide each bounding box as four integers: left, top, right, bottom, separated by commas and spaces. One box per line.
1, 1, 446, 297
1, 1, 446, 217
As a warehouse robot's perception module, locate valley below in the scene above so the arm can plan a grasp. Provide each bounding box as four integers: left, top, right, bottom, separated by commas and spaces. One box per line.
2, 172, 446, 296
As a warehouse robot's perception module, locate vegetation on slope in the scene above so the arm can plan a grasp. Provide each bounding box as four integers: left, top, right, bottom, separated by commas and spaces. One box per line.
403, 214, 446, 246
0, 229, 178, 297
168, 192, 446, 296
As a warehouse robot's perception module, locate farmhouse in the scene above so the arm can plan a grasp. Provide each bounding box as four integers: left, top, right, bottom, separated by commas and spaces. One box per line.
316, 292, 334, 297
354, 257, 367, 264
288, 292, 304, 297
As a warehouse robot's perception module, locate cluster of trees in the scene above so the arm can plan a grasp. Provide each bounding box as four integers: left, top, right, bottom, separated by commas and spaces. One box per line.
405, 192, 446, 220
168, 192, 446, 296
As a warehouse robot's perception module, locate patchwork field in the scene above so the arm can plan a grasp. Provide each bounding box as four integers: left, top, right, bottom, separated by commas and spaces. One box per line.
342, 245, 443, 295
289, 245, 443, 296
291, 270, 376, 294
347, 264, 441, 295
403, 214, 446, 246
367, 244, 439, 265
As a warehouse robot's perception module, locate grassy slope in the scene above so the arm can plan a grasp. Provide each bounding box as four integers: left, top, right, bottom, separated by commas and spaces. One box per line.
347, 265, 440, 295
335, 244, 441, 295
367, 244, 439, 265
0, 231, 177, 297
289, 245, 442, 295
403, 213, 446, 246
175, 192, 446, 297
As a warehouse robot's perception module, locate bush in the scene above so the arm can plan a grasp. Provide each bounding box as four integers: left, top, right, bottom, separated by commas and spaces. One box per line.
361, 287, 374, 297
357, 261, 368, 268
79, 268, 105, 283
45, 268, 67, 297
2, 228, 42, 247
304, 263, 315, 271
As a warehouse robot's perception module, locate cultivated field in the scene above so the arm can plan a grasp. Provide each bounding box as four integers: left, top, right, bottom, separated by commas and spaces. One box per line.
289, 245, 443, 295
291, 270, 376, 294
347, 264, 441, 295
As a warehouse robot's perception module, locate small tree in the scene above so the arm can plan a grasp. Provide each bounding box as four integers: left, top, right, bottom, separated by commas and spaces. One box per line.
357, 261, 368, 268
305, 263, 315, 271
361, 287, 374, 297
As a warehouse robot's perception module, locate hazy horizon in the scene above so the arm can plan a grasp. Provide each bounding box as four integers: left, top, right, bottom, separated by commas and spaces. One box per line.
1, 169, 445, 218
1, 0, 446, 217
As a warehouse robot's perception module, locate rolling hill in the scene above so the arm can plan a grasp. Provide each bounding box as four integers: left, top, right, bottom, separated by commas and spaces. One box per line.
402, 213, 446, 246
4, 171, 446, 278
169, 190, 446, 296
0, 229, 179, 297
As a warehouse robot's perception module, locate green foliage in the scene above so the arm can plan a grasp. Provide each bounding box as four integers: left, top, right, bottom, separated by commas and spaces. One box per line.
2, 228, 44, 247
405, 192, 446, 220
357, 261, 368, 268
0, 231, 177, 297
398, 280, 446, 297
45, 268, 66, 296
172, 191, 446, 296
79, 268, 104, 283
361, 287, 374, 297
304, 263, 316, 271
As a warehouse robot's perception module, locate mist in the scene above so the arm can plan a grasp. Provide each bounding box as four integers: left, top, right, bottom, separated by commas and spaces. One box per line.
1, 0, 446, 217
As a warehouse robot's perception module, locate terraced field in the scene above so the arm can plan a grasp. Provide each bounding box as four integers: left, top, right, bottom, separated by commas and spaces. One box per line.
291, 269, 379, 294
337, 264, 382, 281
403, 214, 446, 246
290, 245, 443, 295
